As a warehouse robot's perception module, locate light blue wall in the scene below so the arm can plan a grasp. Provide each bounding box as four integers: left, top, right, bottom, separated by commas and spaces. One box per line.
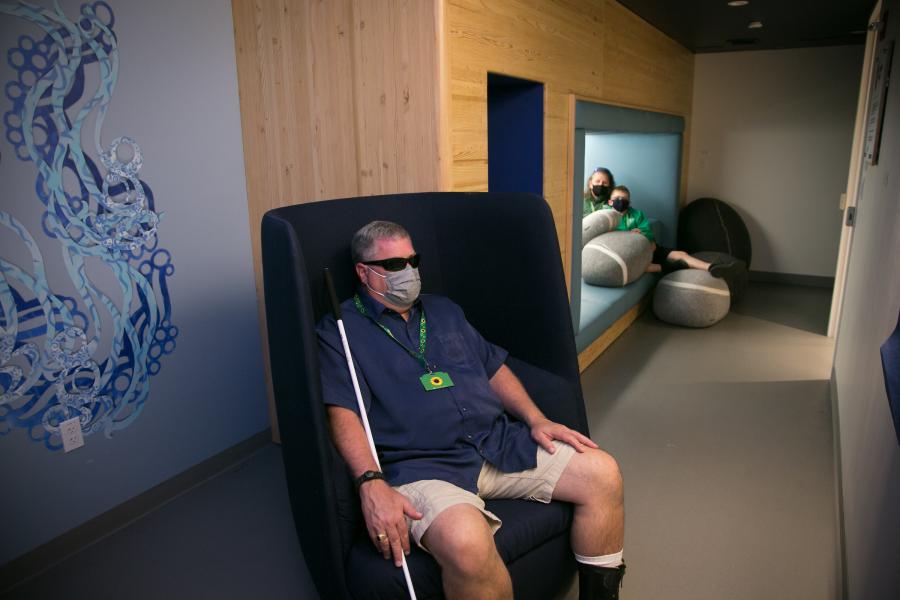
584, 132, 682, 247
0, 0, 269, 563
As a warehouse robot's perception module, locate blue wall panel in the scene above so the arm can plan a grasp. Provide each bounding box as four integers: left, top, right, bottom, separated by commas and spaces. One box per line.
584, 132, 682, 248
487, 73, 543, 195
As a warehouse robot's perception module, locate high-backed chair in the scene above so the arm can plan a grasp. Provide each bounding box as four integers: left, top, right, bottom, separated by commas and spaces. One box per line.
261, 192, 589, 599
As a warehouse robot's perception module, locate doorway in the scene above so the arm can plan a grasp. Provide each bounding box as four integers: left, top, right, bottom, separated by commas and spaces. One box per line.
487, 73, 543, 195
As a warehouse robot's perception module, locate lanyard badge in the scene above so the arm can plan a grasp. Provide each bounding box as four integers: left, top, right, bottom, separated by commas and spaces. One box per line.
420, 371, 454, 391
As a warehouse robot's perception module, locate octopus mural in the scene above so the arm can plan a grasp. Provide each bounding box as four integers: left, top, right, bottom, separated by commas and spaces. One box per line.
0, 1, 177, 450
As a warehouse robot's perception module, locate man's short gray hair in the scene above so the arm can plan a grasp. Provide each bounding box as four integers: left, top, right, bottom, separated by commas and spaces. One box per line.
351, 220, 411, 263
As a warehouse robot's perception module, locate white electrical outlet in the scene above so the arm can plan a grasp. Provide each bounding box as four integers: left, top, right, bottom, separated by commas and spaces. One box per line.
60, 417, 85, 453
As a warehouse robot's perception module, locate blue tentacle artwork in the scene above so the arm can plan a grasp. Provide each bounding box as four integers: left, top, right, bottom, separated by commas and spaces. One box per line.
0, 0, 177, 450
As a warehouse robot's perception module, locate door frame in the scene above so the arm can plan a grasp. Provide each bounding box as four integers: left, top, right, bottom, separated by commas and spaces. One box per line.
828, 0, 884, 337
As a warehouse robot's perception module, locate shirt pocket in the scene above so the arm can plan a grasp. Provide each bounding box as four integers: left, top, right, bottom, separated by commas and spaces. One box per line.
435, 331, 477, 368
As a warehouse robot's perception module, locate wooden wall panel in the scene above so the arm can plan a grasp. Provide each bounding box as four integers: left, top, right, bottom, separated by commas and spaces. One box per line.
232, 0, 442, 437
307, 0, 360, 199
353, 0, 443, 195
445, 0, 694, 278
234, 0, 693, 433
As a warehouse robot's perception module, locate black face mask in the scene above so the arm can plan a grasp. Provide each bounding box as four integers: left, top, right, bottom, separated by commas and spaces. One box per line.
612, 197, 630, 213
591, 184, 610, 201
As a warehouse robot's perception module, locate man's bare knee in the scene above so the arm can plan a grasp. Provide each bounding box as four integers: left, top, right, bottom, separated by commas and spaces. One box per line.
423, 504, 501, 575
596, 451, 624, 502
557, 448, 623, 505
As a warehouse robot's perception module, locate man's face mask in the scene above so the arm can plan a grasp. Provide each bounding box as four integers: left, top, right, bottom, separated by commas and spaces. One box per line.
366, 265, 421, 308
611, 197, 630, 213
591, 184, 610, 201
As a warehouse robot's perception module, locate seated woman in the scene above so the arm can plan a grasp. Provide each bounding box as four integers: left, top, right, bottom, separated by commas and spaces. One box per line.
583, 167, 615, 216
598, 185, 739, 278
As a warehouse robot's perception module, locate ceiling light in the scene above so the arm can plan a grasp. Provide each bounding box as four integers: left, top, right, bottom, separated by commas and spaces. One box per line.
748, 20, 763, 29
728, 1, 749, 6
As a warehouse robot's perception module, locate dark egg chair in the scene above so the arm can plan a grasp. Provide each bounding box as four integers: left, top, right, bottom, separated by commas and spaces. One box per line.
261, 192, 589, 599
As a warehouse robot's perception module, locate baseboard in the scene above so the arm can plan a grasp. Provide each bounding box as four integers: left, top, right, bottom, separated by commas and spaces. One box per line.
0, 429, 272, 594
577, 294, 651, 372
749, 270, 835, 288
830, 371, 848, 600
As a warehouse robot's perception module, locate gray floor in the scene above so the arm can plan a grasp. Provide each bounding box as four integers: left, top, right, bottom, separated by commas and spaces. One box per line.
5, 283, 838, 600
583, 282, 837, 600
4, 445, 317, 599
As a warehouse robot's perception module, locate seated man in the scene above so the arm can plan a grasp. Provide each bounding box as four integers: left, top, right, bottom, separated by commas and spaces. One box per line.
602, 185, 740, 278
317, 220, 626, 600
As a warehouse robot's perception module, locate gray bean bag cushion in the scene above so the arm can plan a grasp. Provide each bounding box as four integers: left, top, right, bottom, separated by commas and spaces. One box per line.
581, 209, 621, 248
653, 269, 731, 328
582, 231, 652, 287
677, 197, 752, 267
692, 251, 748, 304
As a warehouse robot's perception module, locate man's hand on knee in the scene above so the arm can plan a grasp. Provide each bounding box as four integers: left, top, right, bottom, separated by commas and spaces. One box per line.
360, 480, 423, 566
530, 418, 599, 453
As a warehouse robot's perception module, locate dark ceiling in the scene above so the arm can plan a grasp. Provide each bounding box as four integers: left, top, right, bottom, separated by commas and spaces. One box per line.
616, 0, 875, 53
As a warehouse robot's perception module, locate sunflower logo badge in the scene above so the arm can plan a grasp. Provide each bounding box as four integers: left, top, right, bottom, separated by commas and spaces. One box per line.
421, 371, 454, 390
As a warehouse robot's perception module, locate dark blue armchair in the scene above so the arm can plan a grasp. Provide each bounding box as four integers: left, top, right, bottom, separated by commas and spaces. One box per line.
261, 192, 589, 599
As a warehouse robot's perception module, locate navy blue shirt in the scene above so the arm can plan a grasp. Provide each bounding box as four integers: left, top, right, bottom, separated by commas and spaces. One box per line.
317, 290, 539, 492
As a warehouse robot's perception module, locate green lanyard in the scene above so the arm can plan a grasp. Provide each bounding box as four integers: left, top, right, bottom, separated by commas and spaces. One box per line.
353, 294, 431, 373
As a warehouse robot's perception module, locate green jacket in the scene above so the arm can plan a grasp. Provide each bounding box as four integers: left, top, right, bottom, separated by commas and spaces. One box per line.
583, 196, 606, 216
595, 204, 655, 243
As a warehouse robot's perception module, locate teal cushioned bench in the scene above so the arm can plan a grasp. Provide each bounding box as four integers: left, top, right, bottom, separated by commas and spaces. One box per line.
575, 220, 662, 353
575, 275, 657, 352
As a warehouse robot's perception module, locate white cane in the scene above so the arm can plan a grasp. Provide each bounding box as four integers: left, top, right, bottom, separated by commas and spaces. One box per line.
324, 269, 417, 600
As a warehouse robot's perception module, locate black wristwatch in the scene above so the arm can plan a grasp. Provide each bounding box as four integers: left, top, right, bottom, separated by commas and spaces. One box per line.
354, 470, 385, 492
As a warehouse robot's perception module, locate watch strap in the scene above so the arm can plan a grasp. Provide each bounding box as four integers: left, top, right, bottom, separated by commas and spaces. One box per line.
354, 470, 385, 491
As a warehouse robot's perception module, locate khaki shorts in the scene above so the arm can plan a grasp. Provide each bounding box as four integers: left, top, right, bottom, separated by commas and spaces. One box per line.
395, 442, 576, 549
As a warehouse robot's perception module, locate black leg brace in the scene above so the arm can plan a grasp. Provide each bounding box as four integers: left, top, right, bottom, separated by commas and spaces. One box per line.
578, 562, 626, 600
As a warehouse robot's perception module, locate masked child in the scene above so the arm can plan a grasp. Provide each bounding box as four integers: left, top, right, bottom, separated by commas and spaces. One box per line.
601, 185, 739, 278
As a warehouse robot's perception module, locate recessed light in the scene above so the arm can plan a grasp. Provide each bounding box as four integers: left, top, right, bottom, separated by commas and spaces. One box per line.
748, 20, 763, 29
728, 1, 749, 6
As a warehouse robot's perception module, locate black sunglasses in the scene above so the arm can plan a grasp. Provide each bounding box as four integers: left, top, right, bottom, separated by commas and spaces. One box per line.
362, 254, 421, 272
